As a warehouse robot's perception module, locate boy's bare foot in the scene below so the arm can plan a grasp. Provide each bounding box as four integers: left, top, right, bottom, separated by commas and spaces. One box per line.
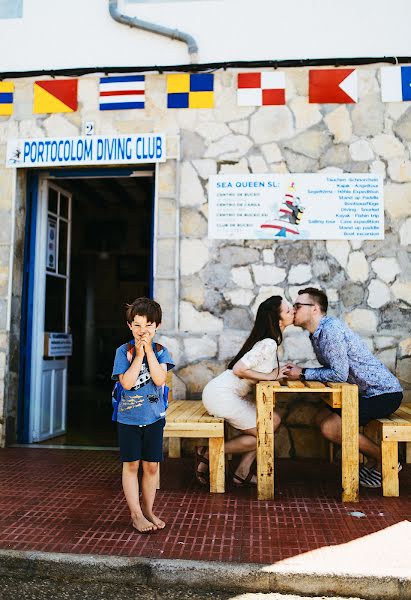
142, 509, 166, 529
131, 513, 157, 533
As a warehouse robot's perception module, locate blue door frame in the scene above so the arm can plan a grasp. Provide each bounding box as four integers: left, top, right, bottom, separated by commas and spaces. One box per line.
17, 167, 155, 443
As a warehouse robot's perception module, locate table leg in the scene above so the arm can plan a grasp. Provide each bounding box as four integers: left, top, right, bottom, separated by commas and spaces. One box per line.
341, 384, 359, 502
209, 436, 225, 493
256, 384, 274, 500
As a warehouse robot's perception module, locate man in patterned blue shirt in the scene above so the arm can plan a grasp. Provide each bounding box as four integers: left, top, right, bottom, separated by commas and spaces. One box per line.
283, 287, 403, 488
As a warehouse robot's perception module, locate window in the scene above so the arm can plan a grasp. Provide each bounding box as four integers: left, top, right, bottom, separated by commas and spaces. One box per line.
0, 0, 23, 18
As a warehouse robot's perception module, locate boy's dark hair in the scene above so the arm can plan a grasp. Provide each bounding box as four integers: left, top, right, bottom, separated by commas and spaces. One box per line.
298, 287, 328, 314
126, 297, 162, 325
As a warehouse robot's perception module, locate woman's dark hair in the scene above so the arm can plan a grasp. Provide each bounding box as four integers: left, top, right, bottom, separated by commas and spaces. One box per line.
227, 295, 283, 370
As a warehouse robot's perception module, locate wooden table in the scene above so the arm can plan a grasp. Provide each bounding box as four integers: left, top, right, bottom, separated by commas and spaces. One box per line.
255, 380, 359, 502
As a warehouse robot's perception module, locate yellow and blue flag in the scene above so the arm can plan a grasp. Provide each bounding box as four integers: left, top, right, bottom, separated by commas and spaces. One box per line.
0, 82, 14, 116
167, 73, 214, 109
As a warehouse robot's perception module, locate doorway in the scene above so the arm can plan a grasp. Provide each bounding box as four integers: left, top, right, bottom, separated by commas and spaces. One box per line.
21, 169, 155, 446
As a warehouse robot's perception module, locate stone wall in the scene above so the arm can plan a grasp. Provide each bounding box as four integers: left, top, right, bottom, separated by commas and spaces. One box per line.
0, 66, 410, 453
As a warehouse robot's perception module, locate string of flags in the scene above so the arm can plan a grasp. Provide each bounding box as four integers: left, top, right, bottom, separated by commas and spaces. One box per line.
0, 66, 411, 117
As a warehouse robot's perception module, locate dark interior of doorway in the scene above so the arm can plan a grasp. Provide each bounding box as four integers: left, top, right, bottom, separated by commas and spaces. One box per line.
43, 174, 153, 446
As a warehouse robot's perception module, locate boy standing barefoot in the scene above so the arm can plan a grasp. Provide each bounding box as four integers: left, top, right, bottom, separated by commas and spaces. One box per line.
112, 298, 174, 533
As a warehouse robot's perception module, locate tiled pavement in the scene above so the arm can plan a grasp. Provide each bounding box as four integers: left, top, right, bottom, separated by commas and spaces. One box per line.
0, 448, 410, 564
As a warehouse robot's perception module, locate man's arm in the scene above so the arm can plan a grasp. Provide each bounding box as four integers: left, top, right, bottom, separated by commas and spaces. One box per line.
285, 325, 350, 382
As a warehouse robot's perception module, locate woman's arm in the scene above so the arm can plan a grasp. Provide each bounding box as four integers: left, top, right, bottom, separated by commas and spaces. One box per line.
232, 359, 279, 382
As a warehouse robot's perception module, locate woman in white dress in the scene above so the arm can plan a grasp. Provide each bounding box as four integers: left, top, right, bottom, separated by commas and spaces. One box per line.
198, 295, 294, 486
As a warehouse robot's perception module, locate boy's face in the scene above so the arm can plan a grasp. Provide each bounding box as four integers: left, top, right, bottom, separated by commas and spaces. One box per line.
127, 314, 160, 342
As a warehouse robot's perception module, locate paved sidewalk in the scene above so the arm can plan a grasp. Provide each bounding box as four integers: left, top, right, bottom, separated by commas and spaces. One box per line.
0, 448, 410, 598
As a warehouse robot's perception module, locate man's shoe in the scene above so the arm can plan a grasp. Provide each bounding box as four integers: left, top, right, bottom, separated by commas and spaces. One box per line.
359, 463, 402, 489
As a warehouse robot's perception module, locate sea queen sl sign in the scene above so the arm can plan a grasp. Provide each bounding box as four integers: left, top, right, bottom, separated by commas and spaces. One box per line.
208, 173, 384, 240
6, 133, 166, 168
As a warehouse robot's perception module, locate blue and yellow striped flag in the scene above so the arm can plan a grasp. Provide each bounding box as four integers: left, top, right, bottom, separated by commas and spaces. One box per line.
0, 82, 14, 116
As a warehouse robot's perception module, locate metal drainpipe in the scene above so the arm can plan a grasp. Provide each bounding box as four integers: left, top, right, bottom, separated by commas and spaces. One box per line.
109, 0, 198, 63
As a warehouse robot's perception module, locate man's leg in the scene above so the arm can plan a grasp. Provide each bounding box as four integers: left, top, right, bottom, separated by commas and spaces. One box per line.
317, 411, 381, 464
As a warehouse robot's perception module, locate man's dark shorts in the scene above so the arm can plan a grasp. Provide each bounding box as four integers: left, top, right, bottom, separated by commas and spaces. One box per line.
118, 418, 165, 462
330, 391, 403, 426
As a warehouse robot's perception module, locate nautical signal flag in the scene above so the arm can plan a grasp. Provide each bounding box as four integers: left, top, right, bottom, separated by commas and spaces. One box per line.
380, 66, 411, 102
99, 75, 145, 110
167, 73, 214, 109
0, 82, 14, 116
33, 79, 78, 114
237, 72, 286, 106
309, 69, 357, 104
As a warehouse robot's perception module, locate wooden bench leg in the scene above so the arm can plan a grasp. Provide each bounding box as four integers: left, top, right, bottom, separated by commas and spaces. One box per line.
381, 440, 399, 497
168, 438, 181, 458
341, 384, 359, 503
406, 442, 411, 464
209, 437, 225, 493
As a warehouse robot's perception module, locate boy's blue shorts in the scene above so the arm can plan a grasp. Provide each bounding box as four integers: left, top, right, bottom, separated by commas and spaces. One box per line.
329, 391, 403, 426
118, 418, 165, 462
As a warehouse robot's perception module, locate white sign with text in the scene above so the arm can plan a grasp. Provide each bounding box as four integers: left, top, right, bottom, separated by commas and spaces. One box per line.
208, 173, 384, 240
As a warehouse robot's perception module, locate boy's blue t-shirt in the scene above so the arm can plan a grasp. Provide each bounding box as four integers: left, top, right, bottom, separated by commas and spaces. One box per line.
111, 341, 174, 426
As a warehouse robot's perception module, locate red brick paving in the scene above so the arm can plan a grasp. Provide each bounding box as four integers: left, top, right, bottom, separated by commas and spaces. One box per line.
0, 448, 410, 563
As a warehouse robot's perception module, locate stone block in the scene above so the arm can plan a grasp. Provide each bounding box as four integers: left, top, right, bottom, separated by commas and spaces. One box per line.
384, 182, 411, 219
289, 96, 322, 130
252, 264, 286, 286
180, 208, 208, 237
219, 246, 260, 267
388, 158, 411, 182
391, 281, 411, 304
319, 144, 350, 168
392, 105, 411, 141
250, 106, 294, 143
396, 357, 411, 383
376, 348, 397, 373
324, 105, 352, 143
274, 424, 292, 458
218, 330, 248, 361
229, 120, 249, 135
349, 139, 374, 161
180, 301, 223, 333
179, 161, 205, 207
180, 276, 204, 307
196, 122, 231, 142
351, 96, 384, 136
290, 427, 325, 459
158, 160, 176, 196
282, 126, 332, 159
367, 279, 391, 308
326, 240, 350, 268
252, 287, 284, 314
156, 238, 177, 278
223, 289, 254, 306
371, 257, 401, 283
248, 154, 268, 173
43, 114, 79, 137
261, 142, 283, 163
157, 335, 182, 366
283, 149, 318, 173
223, 307, 253, 330
177, 361, 225, 395
400, 218, 411, 246
374, 336, 395, 351
183, 335, 217, 362
180, 130, 206, 160
205, 134, 253, 160
262, 249, 274, 264
191, 159, 217, 180
154, 279, 177, 331
201, 262, 232, 288
288, 264, 312, 285
282, 329, 315, 361
347, 251, 369, 282
344, 309, 377, 335
180, 239, 208, 276
399, 338, 411, 358
230, 266, 253, 289
157, 198, 177, 236
371, 134, 405, 160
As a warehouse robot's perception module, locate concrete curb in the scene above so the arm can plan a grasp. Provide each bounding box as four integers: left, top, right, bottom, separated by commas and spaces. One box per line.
0, 549, 410, 600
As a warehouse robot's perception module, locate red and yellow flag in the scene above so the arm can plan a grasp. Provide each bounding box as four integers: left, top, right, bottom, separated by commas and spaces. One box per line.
33, 79, 78, 114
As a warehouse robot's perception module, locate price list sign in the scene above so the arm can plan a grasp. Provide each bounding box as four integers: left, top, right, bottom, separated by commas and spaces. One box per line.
208, 173, 384, 240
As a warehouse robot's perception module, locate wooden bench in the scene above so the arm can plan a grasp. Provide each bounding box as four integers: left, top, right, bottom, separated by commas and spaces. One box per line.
162, 373, 225, 493
364, 403, 411, 497
256, 380, 359, 502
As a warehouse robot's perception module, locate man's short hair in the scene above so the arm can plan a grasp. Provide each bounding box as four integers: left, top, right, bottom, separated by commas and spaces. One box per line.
298, 287, 328, 314
126, 297, 162, 325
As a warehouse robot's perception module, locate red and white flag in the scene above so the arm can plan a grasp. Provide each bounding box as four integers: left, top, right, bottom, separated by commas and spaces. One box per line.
237, 72, 286, 106
309, 69, 357, 104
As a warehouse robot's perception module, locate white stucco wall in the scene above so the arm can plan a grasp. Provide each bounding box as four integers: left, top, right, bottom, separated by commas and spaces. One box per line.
0, 0, 410, 71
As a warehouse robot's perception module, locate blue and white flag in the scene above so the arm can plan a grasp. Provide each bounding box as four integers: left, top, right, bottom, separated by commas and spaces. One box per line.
99, 75, 145, 110
380, 66, 411, 102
